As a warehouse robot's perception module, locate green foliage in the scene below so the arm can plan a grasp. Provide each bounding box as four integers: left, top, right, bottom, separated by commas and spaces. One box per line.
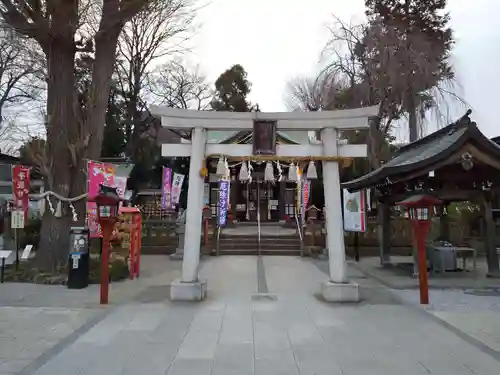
101, 86, 126, 158
365, 0, 452, 49
211, 64, 253, 112
88, 257, 129, 284
340, 128, 398, 181
75, 54, 94, 111
366, 0, 453, 85
18, 136, 46, 165
4, 256, 129, 284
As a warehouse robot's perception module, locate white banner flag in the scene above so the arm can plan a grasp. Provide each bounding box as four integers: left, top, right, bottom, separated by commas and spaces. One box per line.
342, 189, 366, 232
171, 173, 185, 205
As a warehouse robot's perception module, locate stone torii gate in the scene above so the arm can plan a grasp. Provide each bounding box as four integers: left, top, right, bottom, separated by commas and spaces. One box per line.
150, 105, 378, 302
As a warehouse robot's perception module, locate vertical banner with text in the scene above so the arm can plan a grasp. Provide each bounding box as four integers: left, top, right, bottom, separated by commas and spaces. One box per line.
170, 173, 185, 207
218, 180, 229, 226
12, 165, 31, 222
301, 180, 310, 225
161, 167, 172, 209
296, 167, 302, 217
87, 161, 115, 238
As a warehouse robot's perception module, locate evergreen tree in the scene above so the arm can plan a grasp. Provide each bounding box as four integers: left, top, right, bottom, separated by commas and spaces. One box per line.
211, 64, 253, 112
101, 85, 126, 158
364, 0, 453, 141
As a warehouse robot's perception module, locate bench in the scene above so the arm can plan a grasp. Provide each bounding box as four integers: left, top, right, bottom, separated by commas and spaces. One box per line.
0, 245, 34, 283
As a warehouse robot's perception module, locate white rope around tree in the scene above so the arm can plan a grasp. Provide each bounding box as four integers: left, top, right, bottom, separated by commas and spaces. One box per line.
30, 191, 88, 202
29, 191, 89, 221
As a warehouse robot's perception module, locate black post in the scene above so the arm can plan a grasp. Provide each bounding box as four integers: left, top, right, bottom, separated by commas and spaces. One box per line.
1, 258, 5, 283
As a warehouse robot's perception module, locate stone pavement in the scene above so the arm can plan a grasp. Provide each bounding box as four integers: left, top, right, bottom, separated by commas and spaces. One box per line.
394, 288, 500, 354
11, 256, 500, 375
0, 306, 101, 374
352, 256, 500, 356
356, 256, 500, 289
0, 256, 182, 375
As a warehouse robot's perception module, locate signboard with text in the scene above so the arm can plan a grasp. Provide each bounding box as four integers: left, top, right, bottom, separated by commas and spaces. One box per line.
11, 210, 25, 229
342, 189, 366, 232
252, 121, 276, 155
12, 165, 31, 221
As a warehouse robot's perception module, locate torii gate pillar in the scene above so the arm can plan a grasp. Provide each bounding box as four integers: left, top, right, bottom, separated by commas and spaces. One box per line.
151, 105, 378, 302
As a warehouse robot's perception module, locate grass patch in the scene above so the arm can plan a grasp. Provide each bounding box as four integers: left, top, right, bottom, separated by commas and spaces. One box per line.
88, 257, 130, 284
3, 256, 129, 285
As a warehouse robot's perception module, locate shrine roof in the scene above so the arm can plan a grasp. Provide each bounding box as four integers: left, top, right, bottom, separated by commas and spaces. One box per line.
342, 110, 500, 191
218, 130, 300, 145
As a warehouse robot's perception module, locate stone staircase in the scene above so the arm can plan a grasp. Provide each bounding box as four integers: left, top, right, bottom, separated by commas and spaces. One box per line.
217, 223, 302, 256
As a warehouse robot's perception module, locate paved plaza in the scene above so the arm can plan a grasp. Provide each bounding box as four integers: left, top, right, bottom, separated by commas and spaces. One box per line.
395, 288, 500, 354
0, 256, 182, 375
354, 255, 500, 355
1, 255, 499, 375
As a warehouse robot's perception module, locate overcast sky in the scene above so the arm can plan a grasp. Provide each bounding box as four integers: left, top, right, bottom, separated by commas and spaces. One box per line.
188, 0, 499, 140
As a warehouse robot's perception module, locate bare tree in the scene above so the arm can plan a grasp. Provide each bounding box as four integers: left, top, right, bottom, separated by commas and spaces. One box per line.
148, 59, 212, 110
284, 73, 345, 112
147, 59, 211, 140
0, 120, 29, 154
319, 16, 394, 168
320, 15, 467, 167
115, 0, 197, 152
0, 23, 44, 123
0, 0, 158, 269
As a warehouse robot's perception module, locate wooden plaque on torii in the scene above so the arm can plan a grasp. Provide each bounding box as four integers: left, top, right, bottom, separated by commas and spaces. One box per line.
253, 120, 277, 156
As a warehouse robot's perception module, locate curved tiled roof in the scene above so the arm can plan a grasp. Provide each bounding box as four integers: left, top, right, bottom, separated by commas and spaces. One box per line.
342, 110, 500, 191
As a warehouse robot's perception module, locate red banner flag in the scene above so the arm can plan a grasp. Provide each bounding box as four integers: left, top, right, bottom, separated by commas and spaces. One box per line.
12, 165, 31, 220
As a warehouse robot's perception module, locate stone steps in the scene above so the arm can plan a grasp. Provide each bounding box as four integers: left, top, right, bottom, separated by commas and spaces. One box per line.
217, 234, 302, 255
218, 248, 302, 256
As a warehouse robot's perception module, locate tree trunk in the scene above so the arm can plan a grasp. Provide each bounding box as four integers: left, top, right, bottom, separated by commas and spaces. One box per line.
408, 102, 418, 142
368, 116, 383, 169
36, 41, 77, 271
86, 30, 122, 160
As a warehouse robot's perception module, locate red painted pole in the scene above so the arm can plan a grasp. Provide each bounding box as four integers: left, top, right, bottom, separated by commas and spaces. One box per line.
135, 215, 141, 278
204, 218, 209, 247
414, 221, 431, 304
100, 226, 111, 305
129, 228, 135, 280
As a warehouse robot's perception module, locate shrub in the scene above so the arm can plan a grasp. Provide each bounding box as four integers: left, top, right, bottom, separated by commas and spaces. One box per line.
4, 256, 129, 284
88, 257, 129, 284
21, 219, 41, 249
